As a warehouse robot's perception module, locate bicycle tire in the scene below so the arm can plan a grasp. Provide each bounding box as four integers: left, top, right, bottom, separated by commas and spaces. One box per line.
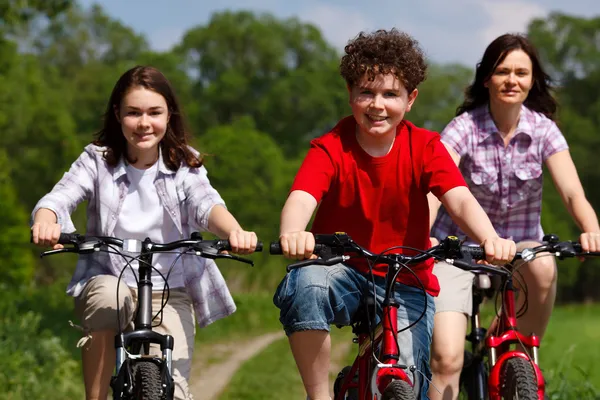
132, 360, 166, 400
333, 366, 358, 400
381, 379, 416, 400
501, 358, 538, 400
461, 350, 488, 400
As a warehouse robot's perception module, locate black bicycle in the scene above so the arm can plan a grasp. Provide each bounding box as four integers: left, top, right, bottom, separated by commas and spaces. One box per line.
39, 231, 262, 400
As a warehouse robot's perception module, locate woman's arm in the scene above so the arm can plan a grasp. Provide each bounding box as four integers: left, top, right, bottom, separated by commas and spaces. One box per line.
439, 186, 516, 263
428, 143, 461, 247
546, 150, 600, 251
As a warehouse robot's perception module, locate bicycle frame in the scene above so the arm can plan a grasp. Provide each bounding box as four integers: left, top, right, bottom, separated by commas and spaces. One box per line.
465, 274, 544, 400
335, 261, 414, 400
112, 237, 176, 399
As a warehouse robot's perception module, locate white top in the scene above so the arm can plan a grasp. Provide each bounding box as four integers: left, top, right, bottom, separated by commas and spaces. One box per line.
113, 162, 185, 289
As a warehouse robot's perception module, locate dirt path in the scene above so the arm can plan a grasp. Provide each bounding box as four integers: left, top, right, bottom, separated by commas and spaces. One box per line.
189, 332, 284, 400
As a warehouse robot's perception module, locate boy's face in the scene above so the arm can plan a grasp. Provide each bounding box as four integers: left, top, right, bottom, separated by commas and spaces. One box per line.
349, 73, 417, 140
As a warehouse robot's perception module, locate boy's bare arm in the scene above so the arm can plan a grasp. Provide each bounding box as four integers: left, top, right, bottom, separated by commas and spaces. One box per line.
280, 190, 318, 259
280, 190, 318, 234
439, 186, 515, 263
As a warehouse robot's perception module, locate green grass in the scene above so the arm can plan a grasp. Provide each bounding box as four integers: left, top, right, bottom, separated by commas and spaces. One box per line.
218, 337, 307, 399
219, 302, 600, 399
195, 291, 283, 345
542, 304, 600, 398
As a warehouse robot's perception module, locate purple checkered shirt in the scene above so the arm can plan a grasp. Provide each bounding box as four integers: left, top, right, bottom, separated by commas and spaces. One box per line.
32, 144, 236, 327
431, 105, 568, 244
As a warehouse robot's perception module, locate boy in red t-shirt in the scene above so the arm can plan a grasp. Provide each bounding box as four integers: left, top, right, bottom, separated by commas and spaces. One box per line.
273, 29, 516, 400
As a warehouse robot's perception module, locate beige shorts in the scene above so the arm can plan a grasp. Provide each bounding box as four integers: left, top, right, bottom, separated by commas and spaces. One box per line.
433, 261, 474, 316
74, 275, 196, 400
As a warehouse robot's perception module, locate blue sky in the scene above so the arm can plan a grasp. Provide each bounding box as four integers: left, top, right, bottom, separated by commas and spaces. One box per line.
79, 0, 600, 66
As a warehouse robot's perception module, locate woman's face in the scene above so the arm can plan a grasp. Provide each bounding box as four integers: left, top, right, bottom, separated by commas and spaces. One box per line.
485, 49, 534, 107
117, 86, 170, 160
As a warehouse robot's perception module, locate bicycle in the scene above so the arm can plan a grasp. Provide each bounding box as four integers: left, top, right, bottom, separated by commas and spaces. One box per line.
455, 234, 600, 400
38, 231, 262, 400
270, 233, 495, 400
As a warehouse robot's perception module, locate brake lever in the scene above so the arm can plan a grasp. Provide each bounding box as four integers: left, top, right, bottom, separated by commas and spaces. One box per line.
194, 247, 254, 266
286, 255, 348, 272
40, 247, 79, 258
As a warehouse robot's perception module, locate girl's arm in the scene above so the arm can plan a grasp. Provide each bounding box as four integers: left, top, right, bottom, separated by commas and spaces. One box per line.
207, 205, 258, 254
31, 147, 97, 248
546, 149, 600, 251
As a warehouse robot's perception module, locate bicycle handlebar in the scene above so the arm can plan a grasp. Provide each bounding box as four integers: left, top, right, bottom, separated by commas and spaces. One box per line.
38, 232, 263, 265
270, 234, 505, 274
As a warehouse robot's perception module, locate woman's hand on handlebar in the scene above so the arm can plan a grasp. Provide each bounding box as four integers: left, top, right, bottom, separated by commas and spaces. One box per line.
480, 237, 516, 265
579, 231, 600, 253
279, 231, 318, 260
227, 229, 259, 255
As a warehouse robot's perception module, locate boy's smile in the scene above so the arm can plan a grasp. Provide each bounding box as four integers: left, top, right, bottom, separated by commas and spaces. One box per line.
349, 73, 418, 154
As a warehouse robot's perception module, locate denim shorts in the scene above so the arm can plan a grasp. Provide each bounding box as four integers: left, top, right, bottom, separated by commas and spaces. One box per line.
273, 263, 435, 399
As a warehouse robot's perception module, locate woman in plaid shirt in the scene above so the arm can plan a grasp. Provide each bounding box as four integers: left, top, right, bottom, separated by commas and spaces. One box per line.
30, 66, 258, 400
427, 34, 600, 400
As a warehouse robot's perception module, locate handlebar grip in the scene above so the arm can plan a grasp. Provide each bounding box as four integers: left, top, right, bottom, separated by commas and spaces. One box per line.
270, 242, 282, 255
58, 232, 81, 244
219, 240, 263, 252
461, 245, 485, 261
269, 242, 325, 255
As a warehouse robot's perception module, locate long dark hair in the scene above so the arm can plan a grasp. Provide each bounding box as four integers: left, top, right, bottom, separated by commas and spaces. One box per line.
94, 65, 202, 170
457, 33, 557, 120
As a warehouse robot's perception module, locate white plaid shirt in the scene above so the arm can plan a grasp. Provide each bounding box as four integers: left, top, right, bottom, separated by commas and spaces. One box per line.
32, 144, 236, 327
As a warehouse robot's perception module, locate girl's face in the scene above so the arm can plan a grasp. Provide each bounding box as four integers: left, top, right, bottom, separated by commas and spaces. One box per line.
485, 49, 534, 107
117, 87, 169, 160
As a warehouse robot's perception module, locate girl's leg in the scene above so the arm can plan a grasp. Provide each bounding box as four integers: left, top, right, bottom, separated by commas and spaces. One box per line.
74, 275, 135, 400
143, 288, 196, 400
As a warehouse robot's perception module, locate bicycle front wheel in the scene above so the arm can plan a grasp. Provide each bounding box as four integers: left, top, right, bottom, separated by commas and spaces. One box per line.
501, 358, 538, 400
381, 379, 416, 400
132, 360, 167, 400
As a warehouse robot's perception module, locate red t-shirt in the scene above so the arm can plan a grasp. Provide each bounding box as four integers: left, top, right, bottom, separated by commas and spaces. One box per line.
291, 116, 467, 296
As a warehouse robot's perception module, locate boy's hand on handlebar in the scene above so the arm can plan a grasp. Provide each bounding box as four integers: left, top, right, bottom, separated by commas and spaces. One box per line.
579, 231, 600, 252
279, 231, 318, 260
227, 229, 258, 255
480, 237, 516, 265
31, 222, 64, 249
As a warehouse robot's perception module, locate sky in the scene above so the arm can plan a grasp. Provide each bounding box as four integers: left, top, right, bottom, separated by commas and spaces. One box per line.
78, 0, 600, 66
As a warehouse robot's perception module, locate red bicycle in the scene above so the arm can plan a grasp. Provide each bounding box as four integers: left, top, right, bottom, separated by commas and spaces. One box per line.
456, 234, 600, 399
271, 234, 493, 400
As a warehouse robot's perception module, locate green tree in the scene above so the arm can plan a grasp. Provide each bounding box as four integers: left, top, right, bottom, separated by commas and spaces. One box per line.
177, 10, 347, 155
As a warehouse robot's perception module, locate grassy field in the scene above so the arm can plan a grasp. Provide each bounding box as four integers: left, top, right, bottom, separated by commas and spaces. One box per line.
215, 300, 600, 399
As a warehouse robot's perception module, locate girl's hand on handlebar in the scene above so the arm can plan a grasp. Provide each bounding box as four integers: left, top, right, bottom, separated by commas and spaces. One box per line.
228, 229, 258, 255
480, 237, 516, 265
279, 231, 318, 260
579, 231, 600, 253
31, 222, 64, 250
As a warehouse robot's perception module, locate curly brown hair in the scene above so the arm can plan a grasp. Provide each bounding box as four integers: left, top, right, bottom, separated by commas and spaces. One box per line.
340, 29, 428, 92
94, 65, 202, 170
